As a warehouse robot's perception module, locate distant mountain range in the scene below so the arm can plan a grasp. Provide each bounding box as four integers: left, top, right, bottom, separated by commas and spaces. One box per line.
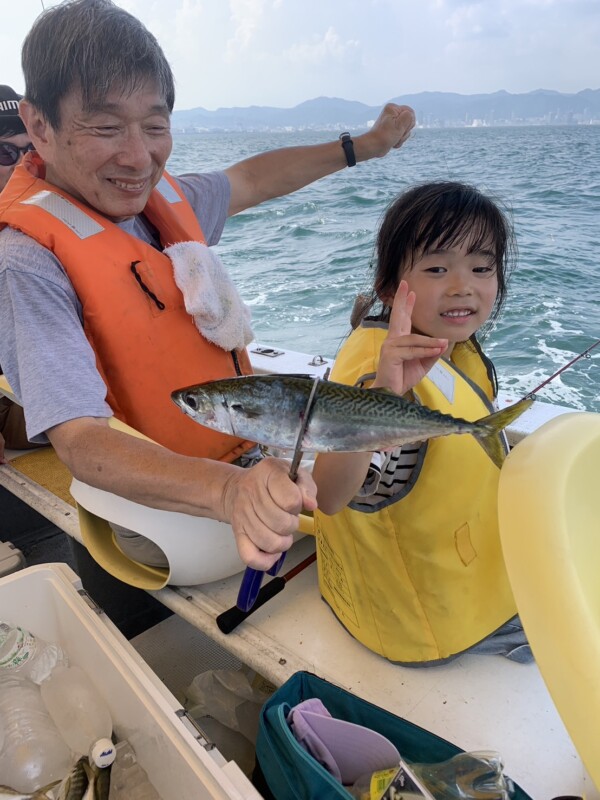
171, 89, 600, 132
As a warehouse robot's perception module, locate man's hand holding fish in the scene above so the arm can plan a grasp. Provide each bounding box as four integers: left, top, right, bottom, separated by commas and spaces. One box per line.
220, 457, 317, 570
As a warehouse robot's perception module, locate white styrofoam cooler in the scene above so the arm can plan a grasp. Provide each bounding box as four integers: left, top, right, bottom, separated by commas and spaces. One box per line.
0, 564, 262, 799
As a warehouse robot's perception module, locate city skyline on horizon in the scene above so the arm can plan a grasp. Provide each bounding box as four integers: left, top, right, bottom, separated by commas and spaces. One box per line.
6, 1, 600, 113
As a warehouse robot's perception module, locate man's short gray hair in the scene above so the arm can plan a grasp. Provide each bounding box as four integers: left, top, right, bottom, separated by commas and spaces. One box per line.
22, 0, 175, 129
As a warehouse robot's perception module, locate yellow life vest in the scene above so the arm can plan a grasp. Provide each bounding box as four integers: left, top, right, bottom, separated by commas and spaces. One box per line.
314, 322, 517, 663
0, 153, 253, 461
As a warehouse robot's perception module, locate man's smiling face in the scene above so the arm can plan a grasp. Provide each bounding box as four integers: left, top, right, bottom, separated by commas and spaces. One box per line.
31, 80, 173, 222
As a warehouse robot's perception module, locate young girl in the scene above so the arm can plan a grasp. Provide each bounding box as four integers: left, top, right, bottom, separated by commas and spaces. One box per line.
312, 181, 532, 666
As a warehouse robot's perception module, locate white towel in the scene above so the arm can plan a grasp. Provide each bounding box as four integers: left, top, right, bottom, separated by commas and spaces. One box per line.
165, 241, 254, 352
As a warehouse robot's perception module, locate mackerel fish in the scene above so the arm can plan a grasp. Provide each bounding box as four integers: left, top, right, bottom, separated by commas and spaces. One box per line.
171, 374, 533, 469
52, 758, 88, 800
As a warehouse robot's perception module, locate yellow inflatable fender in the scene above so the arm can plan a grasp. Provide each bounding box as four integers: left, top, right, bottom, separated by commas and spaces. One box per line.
498, 411, 600, 787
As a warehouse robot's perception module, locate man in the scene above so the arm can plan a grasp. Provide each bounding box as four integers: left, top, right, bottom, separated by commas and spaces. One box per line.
0, 85, 33, 194
0, 84, 36, 461
0, 0, 415, 573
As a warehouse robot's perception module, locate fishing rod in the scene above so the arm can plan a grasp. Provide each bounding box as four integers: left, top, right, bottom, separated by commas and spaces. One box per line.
525, 337, 600, 398
235, 374, 321, 614
216, 551, 317, 634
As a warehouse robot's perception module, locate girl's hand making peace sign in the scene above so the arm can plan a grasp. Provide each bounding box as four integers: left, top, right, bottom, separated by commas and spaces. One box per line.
371, 281, 447, 396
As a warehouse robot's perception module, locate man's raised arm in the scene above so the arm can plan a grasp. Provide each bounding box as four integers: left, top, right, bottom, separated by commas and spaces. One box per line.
225, 103, 416, 216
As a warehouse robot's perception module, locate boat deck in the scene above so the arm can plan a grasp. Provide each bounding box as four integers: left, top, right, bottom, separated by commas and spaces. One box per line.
2, 456, 594, 795
0, 350, 597, 797
147, 535, 595, 799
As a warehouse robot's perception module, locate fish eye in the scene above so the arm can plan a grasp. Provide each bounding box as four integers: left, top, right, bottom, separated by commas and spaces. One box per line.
185, 393, 198, 411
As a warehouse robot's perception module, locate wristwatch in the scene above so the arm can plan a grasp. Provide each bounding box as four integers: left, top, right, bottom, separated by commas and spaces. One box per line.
339, 132, 356, 167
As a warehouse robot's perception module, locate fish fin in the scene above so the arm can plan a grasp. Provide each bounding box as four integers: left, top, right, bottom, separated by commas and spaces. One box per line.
474, 396, 534, 469
229, 403, 261, 419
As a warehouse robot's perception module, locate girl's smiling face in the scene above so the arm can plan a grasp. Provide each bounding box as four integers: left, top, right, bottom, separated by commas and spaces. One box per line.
366, 183, 515, 338
401, 238, 499, 353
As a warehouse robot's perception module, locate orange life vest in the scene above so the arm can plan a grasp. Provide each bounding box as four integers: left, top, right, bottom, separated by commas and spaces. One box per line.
0, 153, 254, 460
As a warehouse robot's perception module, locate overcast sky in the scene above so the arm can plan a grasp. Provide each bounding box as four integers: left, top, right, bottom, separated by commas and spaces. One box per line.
4, 0, 599, 112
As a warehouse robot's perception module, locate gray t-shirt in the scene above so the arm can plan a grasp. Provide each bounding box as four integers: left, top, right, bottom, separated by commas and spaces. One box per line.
0, 171, 230, 443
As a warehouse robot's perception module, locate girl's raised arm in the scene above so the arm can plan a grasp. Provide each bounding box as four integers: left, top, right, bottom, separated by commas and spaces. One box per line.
313, 282, 446, 515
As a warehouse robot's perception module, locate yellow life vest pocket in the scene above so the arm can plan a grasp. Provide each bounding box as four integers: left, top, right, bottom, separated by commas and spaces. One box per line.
455, 522, 477, 566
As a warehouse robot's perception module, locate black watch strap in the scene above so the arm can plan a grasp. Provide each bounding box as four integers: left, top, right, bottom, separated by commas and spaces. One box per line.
339, 131, 356, 167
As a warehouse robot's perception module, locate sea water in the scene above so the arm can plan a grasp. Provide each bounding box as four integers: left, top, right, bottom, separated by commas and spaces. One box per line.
168, 125, 600, 412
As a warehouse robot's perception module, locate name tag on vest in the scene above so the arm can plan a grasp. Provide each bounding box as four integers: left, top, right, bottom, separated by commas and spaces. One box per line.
427, 361, 456, 404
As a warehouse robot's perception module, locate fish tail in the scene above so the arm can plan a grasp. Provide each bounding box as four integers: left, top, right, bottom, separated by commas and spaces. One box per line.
473, 396, 534, 468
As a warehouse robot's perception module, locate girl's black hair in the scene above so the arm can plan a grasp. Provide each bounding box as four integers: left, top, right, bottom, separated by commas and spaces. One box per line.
353, 181, 517, 337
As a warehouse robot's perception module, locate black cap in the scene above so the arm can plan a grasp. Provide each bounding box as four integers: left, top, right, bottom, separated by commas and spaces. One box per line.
0, 85, 26, 137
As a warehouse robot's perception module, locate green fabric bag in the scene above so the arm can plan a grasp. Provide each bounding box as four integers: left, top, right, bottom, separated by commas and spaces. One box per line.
254, 671, 533, 800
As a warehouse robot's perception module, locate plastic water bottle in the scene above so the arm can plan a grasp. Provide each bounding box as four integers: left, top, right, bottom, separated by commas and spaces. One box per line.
108, 740, 162, 800
0, 674, 73, 792
410, 750, 512, 799
351, 752, 512, 800
0, 621, 67, 684
40, 664, 116, 768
